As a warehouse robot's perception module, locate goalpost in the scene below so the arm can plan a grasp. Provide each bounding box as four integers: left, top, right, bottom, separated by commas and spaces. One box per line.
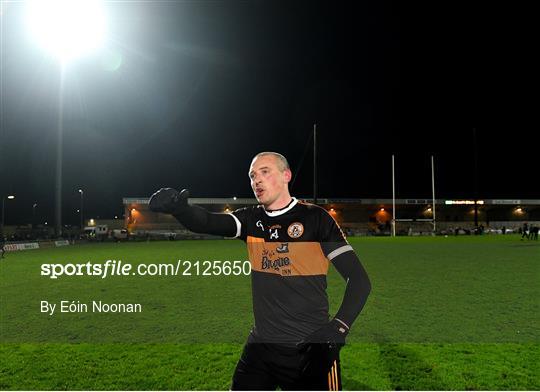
391, 155, 437, 237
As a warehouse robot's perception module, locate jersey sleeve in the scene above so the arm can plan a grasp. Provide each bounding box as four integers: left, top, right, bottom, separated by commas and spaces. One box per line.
319, 209, 354, 262
231, 207, 249, 241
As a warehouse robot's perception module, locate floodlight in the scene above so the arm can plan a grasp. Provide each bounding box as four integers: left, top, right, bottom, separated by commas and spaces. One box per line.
25, 0, 106, 62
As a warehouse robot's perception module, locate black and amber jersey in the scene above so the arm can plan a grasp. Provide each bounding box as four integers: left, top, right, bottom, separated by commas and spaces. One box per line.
231, 197, 354, 345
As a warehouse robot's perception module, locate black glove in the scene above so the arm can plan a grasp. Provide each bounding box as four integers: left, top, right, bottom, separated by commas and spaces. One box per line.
148, 188, 189, 215
297, 318, 350, 351
298, 342, 341, 383
297, 319, 350, 383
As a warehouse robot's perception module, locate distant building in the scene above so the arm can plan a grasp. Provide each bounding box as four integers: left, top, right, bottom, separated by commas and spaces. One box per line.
123, 197, 540, 236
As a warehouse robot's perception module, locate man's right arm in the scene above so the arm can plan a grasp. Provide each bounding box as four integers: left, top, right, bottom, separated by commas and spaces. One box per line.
148, 188, 239, 238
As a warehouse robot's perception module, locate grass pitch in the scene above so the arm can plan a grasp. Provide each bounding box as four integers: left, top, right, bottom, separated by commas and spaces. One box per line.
1, 235, 539, 390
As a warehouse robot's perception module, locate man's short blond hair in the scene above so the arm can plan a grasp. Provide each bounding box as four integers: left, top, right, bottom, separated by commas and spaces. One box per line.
252, 152, 290, 172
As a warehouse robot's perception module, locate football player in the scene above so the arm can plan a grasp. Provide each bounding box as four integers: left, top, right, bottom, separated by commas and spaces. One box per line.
149, 152, 371, 390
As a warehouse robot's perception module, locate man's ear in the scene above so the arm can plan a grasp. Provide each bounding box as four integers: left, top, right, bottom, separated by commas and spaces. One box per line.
283, 169, 292, 183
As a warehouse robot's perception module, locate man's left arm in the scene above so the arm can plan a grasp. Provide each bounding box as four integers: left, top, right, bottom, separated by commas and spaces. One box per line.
297, 211, 371, 348
330, 249, 371, 330
297, 246, 371, 377
321, 211, 371, 332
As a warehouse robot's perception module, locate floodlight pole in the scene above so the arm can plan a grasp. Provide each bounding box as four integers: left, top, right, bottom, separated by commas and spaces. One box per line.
54, 125, 63, 238
473, 127, 479, 227
32, 203, 38, 229
1, 195, 15, 232
1, 197, 5, 232
431, 155, 436, 235
55, 65, 66, 238
79, 189, 84, 230
313, 123, 317, 205
392, 154, 396, 237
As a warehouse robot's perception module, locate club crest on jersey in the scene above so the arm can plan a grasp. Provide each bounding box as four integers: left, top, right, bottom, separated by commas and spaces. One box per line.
287, 222, 304, 238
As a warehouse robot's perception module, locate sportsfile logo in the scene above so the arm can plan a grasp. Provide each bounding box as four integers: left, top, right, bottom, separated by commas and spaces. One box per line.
40, 260, 251, 278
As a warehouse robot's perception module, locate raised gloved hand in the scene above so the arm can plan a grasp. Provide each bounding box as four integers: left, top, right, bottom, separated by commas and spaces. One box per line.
148, 188, 189, 215
297, 318, 350, 351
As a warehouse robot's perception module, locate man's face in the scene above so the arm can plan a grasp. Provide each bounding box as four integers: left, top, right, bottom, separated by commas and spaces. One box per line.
249, 155, 291, 207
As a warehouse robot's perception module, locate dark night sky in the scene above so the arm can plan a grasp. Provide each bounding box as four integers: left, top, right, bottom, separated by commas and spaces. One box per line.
0, 1, 537, 225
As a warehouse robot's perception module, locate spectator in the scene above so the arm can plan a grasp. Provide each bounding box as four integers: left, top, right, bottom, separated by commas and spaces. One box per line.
521, 223, 529, 240
531, 225, 539, 240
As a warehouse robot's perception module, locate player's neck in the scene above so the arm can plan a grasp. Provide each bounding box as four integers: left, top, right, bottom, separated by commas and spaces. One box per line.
264, 193, 293, 211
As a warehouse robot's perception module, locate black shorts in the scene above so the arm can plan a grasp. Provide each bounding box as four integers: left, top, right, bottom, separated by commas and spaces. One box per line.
231, 333, 342, 391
